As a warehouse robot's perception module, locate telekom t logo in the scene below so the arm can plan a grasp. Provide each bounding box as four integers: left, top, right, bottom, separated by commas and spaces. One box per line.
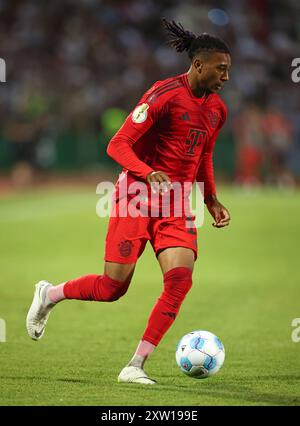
0, 58, 6, 82
0, 318, 6, 342
185, 129, 206, 156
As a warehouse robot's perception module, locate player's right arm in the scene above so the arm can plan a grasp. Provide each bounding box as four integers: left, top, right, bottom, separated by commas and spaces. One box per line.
106, 85, 172, 190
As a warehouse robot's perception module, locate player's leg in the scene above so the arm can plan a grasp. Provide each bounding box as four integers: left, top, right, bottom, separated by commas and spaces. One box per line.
26, 213, 148, 341
26, 262, 136, 341
55, 262, 136, 302
125, 247, 194, 367
119, 247, 194, 384
156, 246, 195, 273
119, 217, 197, 384
142, 247, 194, 349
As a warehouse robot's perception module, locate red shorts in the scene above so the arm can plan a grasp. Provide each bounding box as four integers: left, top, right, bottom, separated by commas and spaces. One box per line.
104, 212, 198, 264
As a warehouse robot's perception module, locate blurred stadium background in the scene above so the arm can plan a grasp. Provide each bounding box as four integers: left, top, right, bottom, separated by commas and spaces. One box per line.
0, 0, 299, 188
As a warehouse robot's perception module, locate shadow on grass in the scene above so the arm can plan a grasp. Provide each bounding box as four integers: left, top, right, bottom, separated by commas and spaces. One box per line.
0, 375, 95, 385
156, 374, 300, 406
2, 374, 299, 406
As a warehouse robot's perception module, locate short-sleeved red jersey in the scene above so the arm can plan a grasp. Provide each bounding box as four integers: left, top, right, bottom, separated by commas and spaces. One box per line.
107, 73, 227, 200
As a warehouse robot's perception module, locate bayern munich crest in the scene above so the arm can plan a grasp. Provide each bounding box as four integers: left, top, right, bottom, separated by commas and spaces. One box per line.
118, 240, 134, 257
208, 112, 219, 129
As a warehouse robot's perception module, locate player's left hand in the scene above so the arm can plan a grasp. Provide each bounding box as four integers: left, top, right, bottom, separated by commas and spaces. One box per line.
205, 196, 231, 228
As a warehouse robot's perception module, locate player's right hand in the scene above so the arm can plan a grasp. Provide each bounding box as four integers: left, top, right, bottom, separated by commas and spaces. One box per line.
146, 171, 172, 194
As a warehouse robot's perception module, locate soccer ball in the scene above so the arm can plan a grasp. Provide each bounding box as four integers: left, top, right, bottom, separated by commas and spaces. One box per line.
176, 330, 225, 379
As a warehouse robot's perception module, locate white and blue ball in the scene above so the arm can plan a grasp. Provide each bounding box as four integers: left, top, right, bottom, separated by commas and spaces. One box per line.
176, 330, 225, 379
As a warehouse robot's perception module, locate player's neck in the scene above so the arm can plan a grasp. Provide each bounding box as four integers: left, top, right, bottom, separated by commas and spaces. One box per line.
186, 70, 207, 98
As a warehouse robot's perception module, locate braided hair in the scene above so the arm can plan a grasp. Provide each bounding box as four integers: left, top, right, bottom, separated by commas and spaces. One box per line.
162, 18, 230, 60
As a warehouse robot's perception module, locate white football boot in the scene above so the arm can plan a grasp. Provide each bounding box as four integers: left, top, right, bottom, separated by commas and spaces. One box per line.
118, 366, 156, 385
26, 280, 55, 340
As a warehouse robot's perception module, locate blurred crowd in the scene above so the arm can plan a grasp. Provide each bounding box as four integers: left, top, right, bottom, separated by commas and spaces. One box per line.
0, 0, 300, 187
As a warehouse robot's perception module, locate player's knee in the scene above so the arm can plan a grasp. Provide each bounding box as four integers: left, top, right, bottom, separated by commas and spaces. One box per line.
97, 275, 131, 302
163, 267, 193, 304
179, 277, 193, 296
107, 282, 130, 302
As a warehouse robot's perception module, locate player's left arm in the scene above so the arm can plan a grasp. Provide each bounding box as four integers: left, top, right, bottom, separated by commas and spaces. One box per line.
196, 106, 231, 228
205, 194, 231, 228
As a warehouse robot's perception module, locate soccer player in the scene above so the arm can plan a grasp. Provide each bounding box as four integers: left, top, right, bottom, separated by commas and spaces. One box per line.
26, 20, 231, 384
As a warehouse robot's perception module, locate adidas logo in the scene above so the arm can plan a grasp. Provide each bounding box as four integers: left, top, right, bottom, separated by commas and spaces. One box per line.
162, 312, 177, 319
181, 112, 190, 121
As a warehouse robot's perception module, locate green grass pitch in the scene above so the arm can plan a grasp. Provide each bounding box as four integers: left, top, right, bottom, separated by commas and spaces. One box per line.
0, 185, 299, 406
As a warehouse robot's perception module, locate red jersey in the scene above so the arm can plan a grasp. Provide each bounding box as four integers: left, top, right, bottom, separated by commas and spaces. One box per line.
107, 73, 227, 201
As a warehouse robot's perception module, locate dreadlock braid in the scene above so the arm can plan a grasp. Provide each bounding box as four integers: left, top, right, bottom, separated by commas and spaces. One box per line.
162, 18, 196, 53
162, 18, 230, 59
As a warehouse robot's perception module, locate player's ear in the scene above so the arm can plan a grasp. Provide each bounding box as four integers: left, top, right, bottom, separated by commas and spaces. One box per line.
193, 58, 203, 74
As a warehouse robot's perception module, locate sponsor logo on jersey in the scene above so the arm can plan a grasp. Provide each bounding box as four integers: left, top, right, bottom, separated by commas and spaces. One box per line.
132, 103, 149, 123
